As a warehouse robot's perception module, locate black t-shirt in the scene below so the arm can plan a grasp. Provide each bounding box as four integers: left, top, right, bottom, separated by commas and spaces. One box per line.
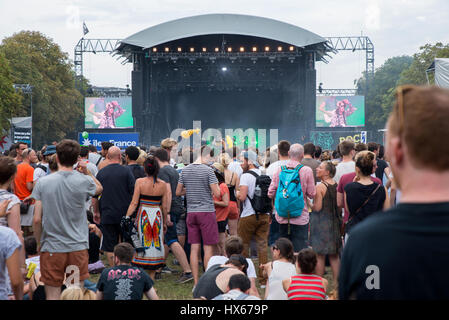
193, 264, 228, 300
96, 164, 135, 224
97, 265, 153, 300
158, 165, 184, 216
128, 164, 146, 180
344, 182, 385, 232
88, 227, 101, 264
339, 202, 449, 300
375, 159, 388, 182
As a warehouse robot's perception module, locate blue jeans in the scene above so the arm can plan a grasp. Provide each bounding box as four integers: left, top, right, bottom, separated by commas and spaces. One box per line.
279, 223, 309, 253
268, 214, 280, 246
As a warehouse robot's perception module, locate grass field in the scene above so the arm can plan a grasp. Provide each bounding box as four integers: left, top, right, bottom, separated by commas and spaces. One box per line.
89, 249, 337, 300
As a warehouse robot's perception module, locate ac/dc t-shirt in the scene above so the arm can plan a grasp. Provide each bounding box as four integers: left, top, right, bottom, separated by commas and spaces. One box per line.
97, 265, 153, 300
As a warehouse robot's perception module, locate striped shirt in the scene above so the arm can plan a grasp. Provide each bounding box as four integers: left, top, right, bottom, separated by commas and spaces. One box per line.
179, 163, 218, 212
287, 274, 326, 300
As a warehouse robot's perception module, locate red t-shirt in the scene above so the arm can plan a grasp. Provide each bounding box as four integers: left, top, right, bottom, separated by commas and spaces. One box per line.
337, 172, 382, 223
14, 163, 34, 200
214, 183, 230, 222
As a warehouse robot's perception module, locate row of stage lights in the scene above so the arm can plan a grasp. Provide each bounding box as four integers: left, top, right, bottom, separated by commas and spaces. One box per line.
151, 45, 296, 53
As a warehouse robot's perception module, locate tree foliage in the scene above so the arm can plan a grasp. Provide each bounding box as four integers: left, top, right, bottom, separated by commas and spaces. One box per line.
0, 52, 22, 134
0, 31, 83, 148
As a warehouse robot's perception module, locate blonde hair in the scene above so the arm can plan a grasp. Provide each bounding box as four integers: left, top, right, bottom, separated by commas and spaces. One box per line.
60, 286, 96, 300
136, 148, 148, 166
218, 153, 232, 168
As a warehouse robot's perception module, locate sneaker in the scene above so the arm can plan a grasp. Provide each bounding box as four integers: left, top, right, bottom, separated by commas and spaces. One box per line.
155, 272, 162, 280
162, 265, 178, 274
176, 272, 193, 284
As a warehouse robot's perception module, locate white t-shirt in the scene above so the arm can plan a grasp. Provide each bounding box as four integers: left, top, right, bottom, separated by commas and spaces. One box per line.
228, 160, 243, 177
33, 163, 49, 182
266, 260, 297, 300
266, 160, 289, 179
334, 161, 355, 184
239, 168, 269, 218
206, 255, 257, 279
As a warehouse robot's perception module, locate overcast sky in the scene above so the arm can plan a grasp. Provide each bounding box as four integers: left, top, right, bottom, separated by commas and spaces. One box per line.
1, 0, 448, 89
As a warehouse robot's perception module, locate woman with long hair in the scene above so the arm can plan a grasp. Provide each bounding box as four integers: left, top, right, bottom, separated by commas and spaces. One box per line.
125, 155, 169, 280
310, 161, 341, 284
212, 163, 230, 256
260, 238, 296, 300
218, 153, 240, 236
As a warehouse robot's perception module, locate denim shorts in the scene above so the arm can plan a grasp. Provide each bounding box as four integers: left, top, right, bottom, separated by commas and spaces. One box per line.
279, 223, 309, 253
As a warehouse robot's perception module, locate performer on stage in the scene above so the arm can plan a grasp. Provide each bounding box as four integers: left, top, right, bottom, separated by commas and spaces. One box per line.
88, 99, 126, 129
319, 99, 357, 127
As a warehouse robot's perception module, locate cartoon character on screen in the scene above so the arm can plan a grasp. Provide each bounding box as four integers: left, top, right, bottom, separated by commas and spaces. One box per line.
319, 98, 357, 127
140, 209, 162, 251
88, 99, 125, 129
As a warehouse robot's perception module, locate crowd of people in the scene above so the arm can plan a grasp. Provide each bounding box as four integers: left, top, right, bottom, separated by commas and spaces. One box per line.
1, 85, 449, 300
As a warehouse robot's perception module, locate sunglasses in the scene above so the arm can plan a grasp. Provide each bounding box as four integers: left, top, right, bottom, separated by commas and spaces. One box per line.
396, 85, 418, 135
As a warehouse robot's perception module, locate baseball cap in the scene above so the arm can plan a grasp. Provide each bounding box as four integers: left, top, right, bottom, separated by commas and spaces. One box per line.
242, 150, 260, 168
43, 145, 56, 156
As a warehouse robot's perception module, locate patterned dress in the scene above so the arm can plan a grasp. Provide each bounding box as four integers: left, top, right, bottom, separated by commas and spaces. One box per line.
310, 182, 342, 255
132, 194, 165, 270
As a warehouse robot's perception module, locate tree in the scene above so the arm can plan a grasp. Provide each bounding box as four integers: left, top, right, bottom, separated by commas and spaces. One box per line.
357, 55, 413, 130
0, 31, 83, 148
0, 52, 22, 134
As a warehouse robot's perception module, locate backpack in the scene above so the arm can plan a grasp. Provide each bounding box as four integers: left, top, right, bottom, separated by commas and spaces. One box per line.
275, 164, 305, 221
36, 164, 48, 174
244, 171, 272, 219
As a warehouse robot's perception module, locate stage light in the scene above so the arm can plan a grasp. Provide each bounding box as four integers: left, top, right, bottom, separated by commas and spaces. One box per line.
227, 47, 232, 52
164, 47, 169, 52
240, 47, 244, 52
289, 46, 294, 51
202, 47, 207, 52
177, 47, 182, 52
278, 46, 282, 51
215, 47, 219, 52
152, 48, 157, 52
265, 46, 270, 52
252, 47, 257, 52
190, 47, 194, 52
222, 67, 228, 72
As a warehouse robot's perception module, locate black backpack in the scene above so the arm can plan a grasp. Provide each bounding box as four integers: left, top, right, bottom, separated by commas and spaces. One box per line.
244, 171, 273, 219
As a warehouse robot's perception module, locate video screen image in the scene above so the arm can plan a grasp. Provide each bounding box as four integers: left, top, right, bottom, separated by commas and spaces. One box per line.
85, 97, 133, 129
316, 95, 365, 128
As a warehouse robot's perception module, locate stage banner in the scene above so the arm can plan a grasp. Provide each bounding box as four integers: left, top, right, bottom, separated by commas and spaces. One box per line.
310, 131, 367, 151
85, 97, 133, 129
316, 95, 365, 127
13, 127, 32, 145
79, 132, 139, 151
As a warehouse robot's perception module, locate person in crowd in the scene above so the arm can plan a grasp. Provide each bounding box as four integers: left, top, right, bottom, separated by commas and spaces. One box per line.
260, 238, 296, 300
95, 146, 135, 267
340, 85, 449, 299
88, 145, 103, 167
320, 150, 332, 162
206, 235, 259, 297
212, 162, 230, 256
331, 149, 341, 161
333, 140, 356, 184
77, 146, 98, 177
30, 139, 103, 300
343, 151, 389, 235
47, 154, 58, 173
136, 147, 148, 167
161, 138, 178, 167
310, 161, 341, 284
96, 242, 159, 300
268, 144, 316, 253
86, 210, 104, 274
60, 286, 96, 300
193, 254, 248, 300
237, 150, 270, 285
176, 145, 220, 287
282, 248, 328, 300
301, 142, 321, 184
0, 157, 22, 238
0, 222, 24, 300
265, 141, 291, 247
125, 146, 146, 180
368, 142, 391, 185
213, 274, 260, 300
33, 145, 55, 185
14, 148, 37, 231
97, 141, 114, 170
14, 142, 28, 164
355, 142, 367, 153
314, 145, 322, 161
226, 146, 243, 177
153, 148, 193, 283
218, 153, 239, 236
23, 236, 40, 299
124, 155, 168, 280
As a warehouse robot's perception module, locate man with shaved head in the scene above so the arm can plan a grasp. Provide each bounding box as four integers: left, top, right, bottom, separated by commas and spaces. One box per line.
95, 146, 136, 266
268, 143, 316, 253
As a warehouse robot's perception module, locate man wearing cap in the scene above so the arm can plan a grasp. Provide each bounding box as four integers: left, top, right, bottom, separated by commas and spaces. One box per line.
236, 150, 270, 285
267, 144, 316, 253
33, 146, 56, 185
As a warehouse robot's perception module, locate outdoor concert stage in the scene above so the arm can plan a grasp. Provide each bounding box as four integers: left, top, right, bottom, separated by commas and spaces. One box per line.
116, 14, 332, 147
